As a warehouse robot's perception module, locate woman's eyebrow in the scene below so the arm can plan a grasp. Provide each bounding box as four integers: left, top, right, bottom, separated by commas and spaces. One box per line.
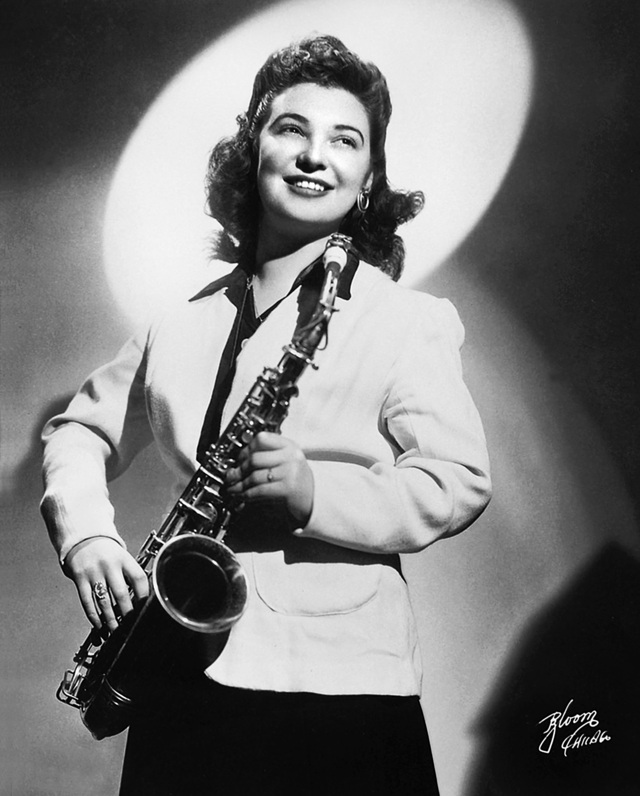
270, 112, 308, 126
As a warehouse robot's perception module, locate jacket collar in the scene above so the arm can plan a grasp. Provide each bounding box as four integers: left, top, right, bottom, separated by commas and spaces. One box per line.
189, 248, 360, 305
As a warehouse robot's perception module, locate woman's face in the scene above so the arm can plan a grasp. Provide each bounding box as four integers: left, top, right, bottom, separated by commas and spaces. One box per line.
256, 83, 373, 246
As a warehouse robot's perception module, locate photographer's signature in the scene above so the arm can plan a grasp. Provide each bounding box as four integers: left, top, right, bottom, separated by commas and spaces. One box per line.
538, 699, 611, 755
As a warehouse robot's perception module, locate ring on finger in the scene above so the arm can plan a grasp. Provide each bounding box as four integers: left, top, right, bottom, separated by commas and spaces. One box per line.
267, 469, 274, 483
93, 581, 109, 601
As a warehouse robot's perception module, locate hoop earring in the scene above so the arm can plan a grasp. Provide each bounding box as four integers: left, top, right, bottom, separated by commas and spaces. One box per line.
357, 189, 370, 213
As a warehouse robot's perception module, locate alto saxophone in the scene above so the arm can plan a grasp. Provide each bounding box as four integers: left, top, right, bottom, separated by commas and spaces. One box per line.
57, 233, 353, 739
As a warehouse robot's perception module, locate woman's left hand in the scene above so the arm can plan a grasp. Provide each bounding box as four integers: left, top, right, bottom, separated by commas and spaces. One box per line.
225, 431, 314, 525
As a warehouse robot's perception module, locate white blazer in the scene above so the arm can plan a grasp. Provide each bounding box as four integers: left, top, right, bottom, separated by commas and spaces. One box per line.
41, 261, 491, 695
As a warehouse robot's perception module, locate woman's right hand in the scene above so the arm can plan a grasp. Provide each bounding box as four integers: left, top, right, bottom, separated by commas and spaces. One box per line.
64, 537, 149, 634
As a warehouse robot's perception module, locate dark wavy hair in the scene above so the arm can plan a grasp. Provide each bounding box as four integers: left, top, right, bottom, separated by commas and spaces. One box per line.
205, 35, 424, 280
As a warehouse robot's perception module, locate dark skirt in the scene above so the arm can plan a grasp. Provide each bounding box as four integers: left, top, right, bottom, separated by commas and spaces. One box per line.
119, 675, 440, 796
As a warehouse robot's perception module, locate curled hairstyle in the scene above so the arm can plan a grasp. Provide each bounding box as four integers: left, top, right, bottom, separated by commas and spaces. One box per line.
205, 35, 423, 280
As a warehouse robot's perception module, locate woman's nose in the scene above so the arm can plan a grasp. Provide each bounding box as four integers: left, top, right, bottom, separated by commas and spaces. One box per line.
296, 139, 327, 172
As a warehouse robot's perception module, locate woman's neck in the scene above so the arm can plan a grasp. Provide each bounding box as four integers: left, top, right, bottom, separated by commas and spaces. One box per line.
251, 236, 329, 316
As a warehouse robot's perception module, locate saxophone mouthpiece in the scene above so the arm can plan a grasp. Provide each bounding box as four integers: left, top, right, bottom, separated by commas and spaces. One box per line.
322, 233, 351, 275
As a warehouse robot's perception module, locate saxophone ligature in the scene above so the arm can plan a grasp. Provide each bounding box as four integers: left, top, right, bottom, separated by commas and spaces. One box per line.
56, 233, 354, 739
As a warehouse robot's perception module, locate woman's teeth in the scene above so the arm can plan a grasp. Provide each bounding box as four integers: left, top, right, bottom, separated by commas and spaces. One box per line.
294, 180, 326, 192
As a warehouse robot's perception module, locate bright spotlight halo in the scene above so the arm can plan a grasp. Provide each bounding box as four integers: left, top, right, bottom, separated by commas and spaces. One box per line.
103, 0, 533, 325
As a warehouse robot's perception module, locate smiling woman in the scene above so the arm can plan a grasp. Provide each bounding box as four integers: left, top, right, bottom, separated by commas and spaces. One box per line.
40, 35, 491, 795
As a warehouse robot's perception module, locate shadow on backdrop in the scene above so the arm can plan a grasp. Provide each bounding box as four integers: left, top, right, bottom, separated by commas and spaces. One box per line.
467, 541, 640, 796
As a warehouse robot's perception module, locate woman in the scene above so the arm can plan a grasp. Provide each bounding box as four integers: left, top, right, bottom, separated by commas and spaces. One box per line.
41, 35, 491, 795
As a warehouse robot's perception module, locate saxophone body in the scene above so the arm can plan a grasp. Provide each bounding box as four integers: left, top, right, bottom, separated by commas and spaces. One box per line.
56, 233, 353, 739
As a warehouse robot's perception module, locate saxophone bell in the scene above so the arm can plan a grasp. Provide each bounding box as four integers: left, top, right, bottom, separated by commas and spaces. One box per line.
153, 534, 248, 634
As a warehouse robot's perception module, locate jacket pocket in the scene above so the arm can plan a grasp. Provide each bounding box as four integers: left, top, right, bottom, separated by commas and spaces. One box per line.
251, 543, 383, 617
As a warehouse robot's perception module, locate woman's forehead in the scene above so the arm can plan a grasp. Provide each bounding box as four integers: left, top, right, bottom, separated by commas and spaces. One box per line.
264, 83, 370, 133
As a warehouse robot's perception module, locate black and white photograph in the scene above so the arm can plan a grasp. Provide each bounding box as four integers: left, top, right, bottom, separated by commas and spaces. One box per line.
2, 1, 639, 794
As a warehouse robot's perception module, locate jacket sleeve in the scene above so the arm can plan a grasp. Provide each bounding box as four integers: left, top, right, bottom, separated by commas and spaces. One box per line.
295, 297, 491, 554
40, 330, 154, 565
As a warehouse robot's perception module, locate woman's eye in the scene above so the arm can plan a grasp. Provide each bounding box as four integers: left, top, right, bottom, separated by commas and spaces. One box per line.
336, 136, 357, 149
280, 125, 304, 136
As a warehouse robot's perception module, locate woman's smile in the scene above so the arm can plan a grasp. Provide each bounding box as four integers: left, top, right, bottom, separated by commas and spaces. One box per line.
284, 176, 333, 194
